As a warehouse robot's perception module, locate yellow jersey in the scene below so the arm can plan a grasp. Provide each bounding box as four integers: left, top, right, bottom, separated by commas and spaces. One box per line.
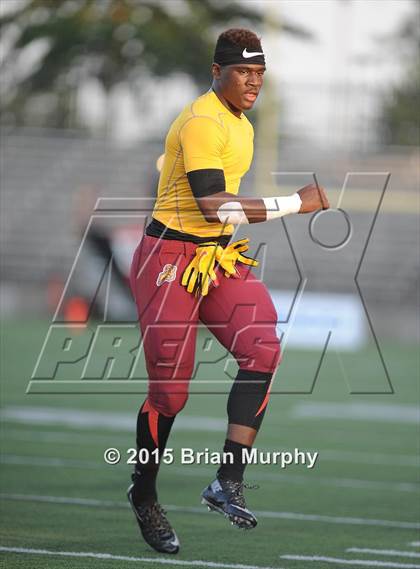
151, 89, 254, 239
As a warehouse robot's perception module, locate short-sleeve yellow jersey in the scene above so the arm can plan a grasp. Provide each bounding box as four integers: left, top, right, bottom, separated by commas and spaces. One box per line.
152, 89, 254, 238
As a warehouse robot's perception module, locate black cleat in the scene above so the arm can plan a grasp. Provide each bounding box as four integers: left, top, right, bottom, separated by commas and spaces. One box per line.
201, 477, 258, 529
127, 484, 180, 554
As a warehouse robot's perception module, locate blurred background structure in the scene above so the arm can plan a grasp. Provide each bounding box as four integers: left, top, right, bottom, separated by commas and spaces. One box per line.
1, 0, 419, 343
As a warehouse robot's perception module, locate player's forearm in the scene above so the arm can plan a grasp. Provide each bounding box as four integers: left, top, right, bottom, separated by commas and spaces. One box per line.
188, 166, 329, 224
197, 192, 302, 224
219, 194, 302, 224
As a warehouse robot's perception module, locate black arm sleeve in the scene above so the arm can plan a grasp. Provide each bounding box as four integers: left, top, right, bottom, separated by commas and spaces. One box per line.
187, 168, 226, 198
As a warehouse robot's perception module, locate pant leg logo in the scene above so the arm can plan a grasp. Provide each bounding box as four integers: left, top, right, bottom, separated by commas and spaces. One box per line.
156, 264, 177, 286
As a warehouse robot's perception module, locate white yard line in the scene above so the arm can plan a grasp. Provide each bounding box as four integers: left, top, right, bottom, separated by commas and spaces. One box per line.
1, 492, 419, 530
291, 402, 420, 424
0, 546, 282, 569
1, 454, 419, 493
0, 406, 226, 432
4, 402, 419, 430
347, 549, 420, 559
0, 493, 118, 508
280, 555, 420, 568
409, 544, 420, 548
254, 510, 420, 530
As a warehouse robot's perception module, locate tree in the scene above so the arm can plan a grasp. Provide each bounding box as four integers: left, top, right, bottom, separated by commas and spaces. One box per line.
0, 0, 311, 129
380, 0, 420, 146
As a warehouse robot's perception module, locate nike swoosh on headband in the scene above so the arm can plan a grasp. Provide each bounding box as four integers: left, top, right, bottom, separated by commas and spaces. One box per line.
242, 48, 264, 58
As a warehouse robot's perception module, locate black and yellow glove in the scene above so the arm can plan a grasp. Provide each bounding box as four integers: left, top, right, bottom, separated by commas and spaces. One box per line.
216, 238, 258, 278
181, 242, 222, 296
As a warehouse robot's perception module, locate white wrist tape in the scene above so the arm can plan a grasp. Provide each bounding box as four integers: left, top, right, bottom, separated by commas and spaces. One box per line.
217, 201, 249, 225
216, 193, 302, 225
263, 193, 301, 220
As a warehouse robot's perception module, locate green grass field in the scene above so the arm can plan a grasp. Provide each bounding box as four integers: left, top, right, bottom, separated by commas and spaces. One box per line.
1, 320, 419, 569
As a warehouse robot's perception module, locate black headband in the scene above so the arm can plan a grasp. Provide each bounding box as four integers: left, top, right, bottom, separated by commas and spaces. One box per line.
214, 39, 265, 67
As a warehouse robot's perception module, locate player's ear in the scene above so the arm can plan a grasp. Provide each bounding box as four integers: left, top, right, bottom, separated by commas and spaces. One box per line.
211, 63, 221, 80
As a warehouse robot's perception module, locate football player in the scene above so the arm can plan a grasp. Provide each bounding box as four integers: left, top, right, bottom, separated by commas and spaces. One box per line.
128, 28, 329, 554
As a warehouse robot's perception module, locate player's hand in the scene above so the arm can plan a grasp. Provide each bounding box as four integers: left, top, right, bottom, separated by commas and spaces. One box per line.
181, 242, 221, 296
216, 238, 259, 278
297, 184, 330, 213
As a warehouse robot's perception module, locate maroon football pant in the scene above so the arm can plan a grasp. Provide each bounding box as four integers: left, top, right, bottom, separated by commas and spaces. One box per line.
130, 235, 281, 418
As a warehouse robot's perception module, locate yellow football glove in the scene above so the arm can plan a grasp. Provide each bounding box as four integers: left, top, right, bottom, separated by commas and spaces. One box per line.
216, 238, 258, 278
181, 242, 222, 296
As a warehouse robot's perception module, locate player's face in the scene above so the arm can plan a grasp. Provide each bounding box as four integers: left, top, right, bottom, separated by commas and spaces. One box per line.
215, 64, 265, 112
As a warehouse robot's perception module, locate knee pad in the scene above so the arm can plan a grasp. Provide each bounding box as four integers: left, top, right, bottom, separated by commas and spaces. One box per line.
227, 369, 273, 431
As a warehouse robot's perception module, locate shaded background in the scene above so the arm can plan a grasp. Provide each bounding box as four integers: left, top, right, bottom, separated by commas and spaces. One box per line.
1, 0, 418, 342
